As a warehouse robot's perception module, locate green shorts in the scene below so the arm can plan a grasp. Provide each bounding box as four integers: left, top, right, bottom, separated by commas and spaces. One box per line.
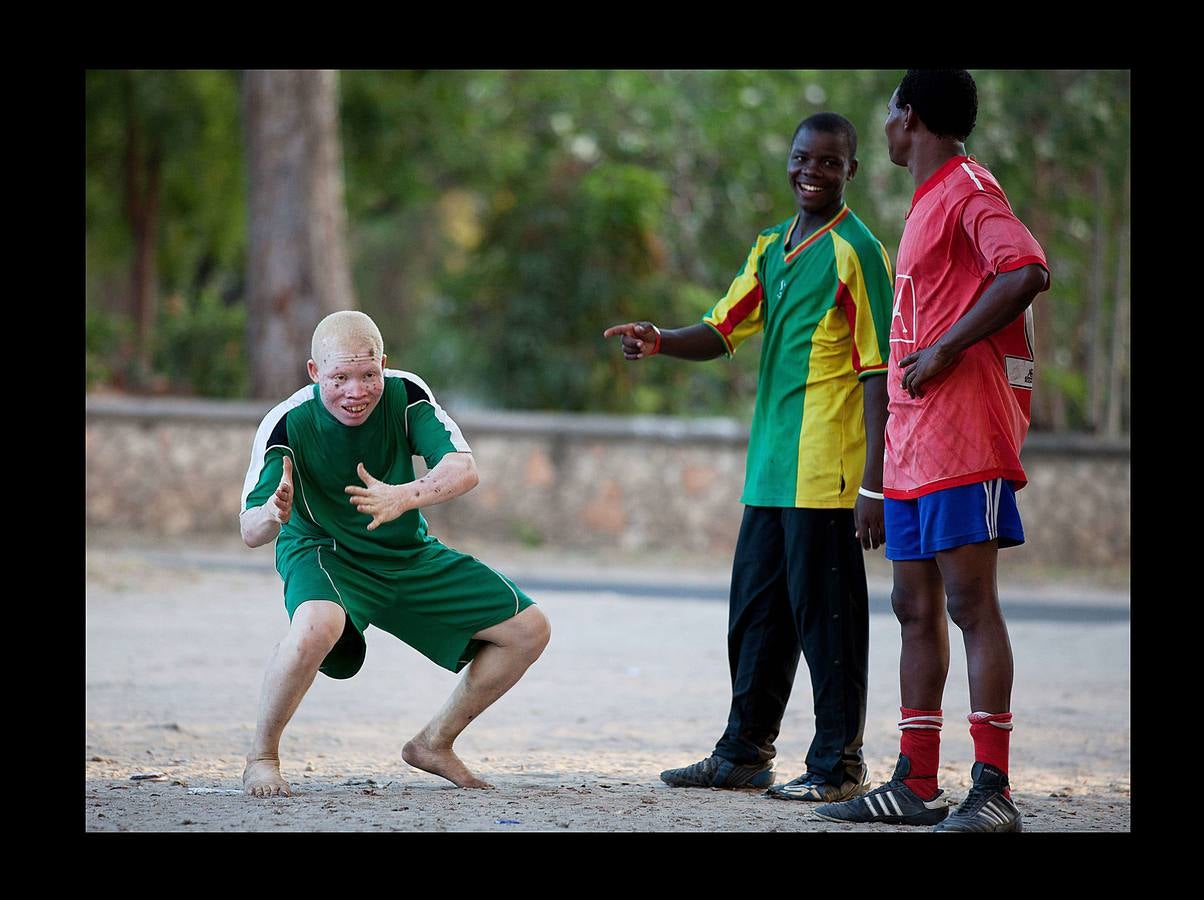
275, 538, 535, 679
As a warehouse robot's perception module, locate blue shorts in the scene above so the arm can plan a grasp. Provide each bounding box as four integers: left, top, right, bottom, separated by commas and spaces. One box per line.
885, 478, 1025, 561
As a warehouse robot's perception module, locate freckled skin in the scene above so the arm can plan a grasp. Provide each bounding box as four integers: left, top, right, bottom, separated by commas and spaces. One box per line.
241, 328, 551, 796
307, 346, 387, 428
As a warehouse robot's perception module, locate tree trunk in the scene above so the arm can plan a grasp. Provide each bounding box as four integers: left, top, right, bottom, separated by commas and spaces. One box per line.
123, 72, 161, 380
1086, 164, 1110, 432
243, 69, 357, 399
1105, 155, 1130, 437
1026, 128, 1056, 431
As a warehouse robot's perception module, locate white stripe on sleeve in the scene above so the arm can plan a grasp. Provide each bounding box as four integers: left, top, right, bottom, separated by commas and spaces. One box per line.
389, 368, 471, 452
240, 385, 314, 511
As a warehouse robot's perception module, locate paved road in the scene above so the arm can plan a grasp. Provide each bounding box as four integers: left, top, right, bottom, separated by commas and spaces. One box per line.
126, 544, 1130, 623
85, 534, 1130, 832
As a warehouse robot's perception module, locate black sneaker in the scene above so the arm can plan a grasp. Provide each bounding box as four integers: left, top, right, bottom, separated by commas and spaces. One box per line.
659, 755, 774, 789
813, 754, 952, 826
765, 766, 870, 802
932, 762, 1023, 832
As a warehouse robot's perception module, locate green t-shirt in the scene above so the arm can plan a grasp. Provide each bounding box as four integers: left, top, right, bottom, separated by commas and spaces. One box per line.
242, 369, 469, 560
702, 205, 894, 509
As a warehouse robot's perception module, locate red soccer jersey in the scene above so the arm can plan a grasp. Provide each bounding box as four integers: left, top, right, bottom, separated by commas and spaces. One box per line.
883, 156, 1049, 500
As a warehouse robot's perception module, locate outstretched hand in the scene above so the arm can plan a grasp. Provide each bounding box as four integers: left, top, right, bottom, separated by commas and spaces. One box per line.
898, 344, 958, 398
345, 462, 406, 531
268, 456, 294, 524
603, 321, 660, 360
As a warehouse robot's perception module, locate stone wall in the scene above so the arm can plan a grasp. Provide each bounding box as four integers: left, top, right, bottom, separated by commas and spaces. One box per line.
85, 396, 1130, 567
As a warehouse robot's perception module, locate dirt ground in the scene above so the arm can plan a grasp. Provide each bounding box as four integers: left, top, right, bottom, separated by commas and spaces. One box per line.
85, 531, 1129, 833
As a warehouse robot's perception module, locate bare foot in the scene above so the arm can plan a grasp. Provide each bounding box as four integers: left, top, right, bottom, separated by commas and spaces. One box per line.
402, 736, 492, 788
243, 755, 292, 797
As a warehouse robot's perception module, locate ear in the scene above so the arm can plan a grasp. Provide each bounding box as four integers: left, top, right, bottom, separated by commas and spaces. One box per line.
307, 359, 319, 383
379, 353, 387, 371
846, 158, 859, 181
903, 103, 916, 131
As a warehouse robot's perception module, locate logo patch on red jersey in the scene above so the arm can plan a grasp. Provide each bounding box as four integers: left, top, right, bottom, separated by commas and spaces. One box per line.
890, 275, 917, 345
1005, 355, 1034, 390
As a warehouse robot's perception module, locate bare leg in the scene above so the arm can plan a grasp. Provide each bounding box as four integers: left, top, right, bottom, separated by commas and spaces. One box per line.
244, 600, 346, 797
936, 540, 1013, 712
402, 606, 551, 788
892, 559, 949, 710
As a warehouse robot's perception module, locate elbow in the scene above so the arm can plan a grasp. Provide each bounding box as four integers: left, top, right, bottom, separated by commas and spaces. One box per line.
995, 266, 1047, 322
239, 511, 262, 549
1016, 264, 1049, 306
465, 456, 480, 492
456, 453, 480, 493
1034, 263, 1051, 293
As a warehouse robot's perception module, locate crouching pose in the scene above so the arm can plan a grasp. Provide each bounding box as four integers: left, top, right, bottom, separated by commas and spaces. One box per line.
239, 310, 550, 797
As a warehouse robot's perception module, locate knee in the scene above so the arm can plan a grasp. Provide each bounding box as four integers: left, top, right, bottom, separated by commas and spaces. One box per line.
515, 607, 551, 658
891, 586, 943, 631
945, 590, 999, 632
941, 567, 1000, 631
288, 602, 345, 659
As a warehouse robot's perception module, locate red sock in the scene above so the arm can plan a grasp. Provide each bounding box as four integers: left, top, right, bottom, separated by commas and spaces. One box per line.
968, 711, 1013, 798
899, 707, 942, 801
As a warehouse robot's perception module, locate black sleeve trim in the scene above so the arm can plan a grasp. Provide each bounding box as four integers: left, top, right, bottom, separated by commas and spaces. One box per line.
404, 378, 432, 407
268, 411, 290, 448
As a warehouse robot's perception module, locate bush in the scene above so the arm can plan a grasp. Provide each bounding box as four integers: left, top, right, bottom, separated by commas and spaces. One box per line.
85, 309, 134, 391
154, 289, 248, 397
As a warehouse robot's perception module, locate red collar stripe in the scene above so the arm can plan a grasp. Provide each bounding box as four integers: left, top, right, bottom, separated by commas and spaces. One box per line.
784, 206, 850, 262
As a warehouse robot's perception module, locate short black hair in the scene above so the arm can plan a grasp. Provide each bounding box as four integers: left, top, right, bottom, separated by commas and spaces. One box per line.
895, 70, 978, 142
792, 112, 858, 159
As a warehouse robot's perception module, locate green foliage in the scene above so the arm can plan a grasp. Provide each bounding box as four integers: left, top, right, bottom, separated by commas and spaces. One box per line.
85, 69, 245, 342
154, 290, 248, 397
85, 69, 1130, 433
85, 308, 134, 390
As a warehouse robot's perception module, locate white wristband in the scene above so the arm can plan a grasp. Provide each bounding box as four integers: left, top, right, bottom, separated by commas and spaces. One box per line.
858, 487, 884, 501
647, 323, 662, 355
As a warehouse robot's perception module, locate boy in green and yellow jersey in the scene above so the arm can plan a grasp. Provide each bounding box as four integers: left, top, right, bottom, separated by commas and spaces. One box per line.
604, 112, 894, 801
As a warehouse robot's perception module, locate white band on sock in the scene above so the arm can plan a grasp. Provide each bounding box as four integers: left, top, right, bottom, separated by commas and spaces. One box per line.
969, 710, 1015, 731
899, 714, 944, 730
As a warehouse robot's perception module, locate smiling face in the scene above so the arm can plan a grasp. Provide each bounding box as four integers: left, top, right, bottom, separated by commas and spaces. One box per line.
787, 127, 857, 219
308, 344, 388, 427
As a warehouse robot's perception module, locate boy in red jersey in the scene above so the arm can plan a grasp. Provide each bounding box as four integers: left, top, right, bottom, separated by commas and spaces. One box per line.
815, 70, 1050, 832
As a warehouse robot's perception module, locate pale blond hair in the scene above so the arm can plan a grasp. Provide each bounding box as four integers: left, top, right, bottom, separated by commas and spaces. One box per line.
310, 310, 385, 368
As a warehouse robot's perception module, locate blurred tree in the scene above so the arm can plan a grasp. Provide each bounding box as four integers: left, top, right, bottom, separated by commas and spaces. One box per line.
243, 69, 356, 398
86, 69, 245, 392
86, 69, 1129, 432
121, 72, 161, 379
971, 69, 1130, 434
1105, 152, 1130, 437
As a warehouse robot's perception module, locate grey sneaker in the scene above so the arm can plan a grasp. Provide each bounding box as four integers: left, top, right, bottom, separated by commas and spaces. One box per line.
813, 754, 953, 826
932, 762, 1023, 833
659, 755, 774, 789
765, 766, 870, 802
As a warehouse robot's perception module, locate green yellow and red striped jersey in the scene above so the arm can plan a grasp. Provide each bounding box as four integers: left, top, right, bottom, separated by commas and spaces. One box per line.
703, 204, 894, 509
